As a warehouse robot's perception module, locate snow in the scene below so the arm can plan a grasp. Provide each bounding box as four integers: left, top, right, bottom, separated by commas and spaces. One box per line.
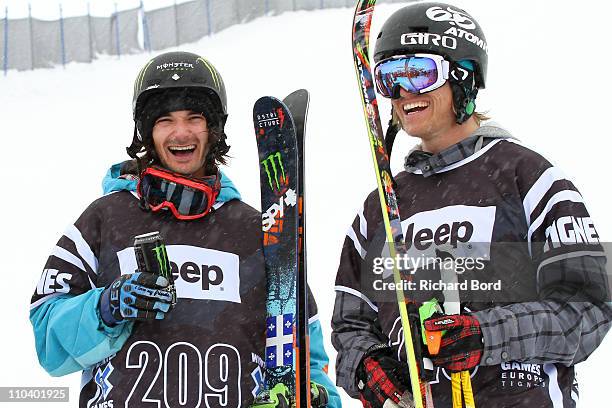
1, 1, 611, 407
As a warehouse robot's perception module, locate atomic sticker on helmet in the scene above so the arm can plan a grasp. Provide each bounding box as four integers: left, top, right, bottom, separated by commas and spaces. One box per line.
426, 5, 477, 30
424, 5, 488, 53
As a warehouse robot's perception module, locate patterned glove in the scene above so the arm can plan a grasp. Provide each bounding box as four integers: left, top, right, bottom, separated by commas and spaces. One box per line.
311, 381, 329, 407
252, 382, 329, 407
423, 314, 483, 372
99, 272, 173, 326
356, 345, 414, 408
251, 383, 290, 408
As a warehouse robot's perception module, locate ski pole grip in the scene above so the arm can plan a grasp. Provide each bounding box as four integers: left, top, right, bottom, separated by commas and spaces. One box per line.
425, 330, 442, 355
419, 299, 444, 355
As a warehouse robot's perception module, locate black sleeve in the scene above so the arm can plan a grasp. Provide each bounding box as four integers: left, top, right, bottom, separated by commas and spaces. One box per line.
331, 196, 389, 397
476, 150, 612, 366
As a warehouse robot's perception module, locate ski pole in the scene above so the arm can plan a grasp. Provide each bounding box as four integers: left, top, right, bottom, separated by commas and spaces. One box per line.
437, 247, 475, 407
420, 246, 477, 408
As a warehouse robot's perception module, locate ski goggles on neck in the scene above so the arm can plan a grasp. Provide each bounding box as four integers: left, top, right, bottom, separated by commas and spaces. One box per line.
374, 53, 450, 98
137, 166, 220, 220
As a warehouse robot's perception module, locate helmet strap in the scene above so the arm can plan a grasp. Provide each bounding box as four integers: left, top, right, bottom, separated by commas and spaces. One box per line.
133, 151, 150, 212
384, 108, 401, 162
126, 126, 144, 159
383, 107, 401, 191
449, 61, 479, 124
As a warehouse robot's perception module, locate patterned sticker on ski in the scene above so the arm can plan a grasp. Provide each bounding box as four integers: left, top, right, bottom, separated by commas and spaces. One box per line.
254, 96, 299, 399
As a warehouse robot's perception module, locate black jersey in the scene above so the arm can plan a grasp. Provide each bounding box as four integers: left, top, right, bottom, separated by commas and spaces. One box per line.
332, 126, 611, 407
31, 191, 272, 407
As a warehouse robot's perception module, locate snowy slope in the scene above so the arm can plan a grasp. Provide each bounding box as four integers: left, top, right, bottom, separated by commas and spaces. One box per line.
1, 1, 611, 407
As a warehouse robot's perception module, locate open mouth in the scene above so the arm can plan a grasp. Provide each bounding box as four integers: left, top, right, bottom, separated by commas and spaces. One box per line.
403, 101, 429, 114
168, 145, 196, 157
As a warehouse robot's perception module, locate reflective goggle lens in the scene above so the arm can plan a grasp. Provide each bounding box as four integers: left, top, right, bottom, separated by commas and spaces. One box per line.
375, 56, 440, 97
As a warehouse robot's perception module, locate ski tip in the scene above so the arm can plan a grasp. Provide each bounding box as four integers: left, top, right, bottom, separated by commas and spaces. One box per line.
284, 89, 309, 101
254, 95, 281, 105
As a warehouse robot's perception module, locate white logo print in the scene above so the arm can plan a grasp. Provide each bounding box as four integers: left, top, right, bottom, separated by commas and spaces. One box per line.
426, 6, 476, 30
36, 269, 72, 295
451, 66, 469, 81
262, 188, 297, 232
117, 245, 241, 303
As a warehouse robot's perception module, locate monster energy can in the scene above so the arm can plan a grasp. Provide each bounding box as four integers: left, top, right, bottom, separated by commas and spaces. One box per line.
134, 231, 177, 305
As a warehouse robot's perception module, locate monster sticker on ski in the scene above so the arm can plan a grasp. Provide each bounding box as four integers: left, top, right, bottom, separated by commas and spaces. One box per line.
254, 96, 300, 403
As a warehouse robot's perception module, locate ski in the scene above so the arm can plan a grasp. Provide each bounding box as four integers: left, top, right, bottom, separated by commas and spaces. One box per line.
283, 89, 311, 408
351, 1, 434, 407
254, 94, 310, 407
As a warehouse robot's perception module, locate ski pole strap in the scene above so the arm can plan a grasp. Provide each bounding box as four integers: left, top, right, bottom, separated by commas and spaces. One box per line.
450, 371, 476, 408
451, 372, 462, 408
384, 117, 400, 160
384, 118, 401, 191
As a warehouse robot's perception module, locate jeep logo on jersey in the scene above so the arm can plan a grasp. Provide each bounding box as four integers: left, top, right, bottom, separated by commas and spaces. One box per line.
117, 245, 241, 303
402, 205, 495, 253
36, 269, 72, 295
406, 221, 473, 250
426, 6, 476, 30
170, 261, 224, 290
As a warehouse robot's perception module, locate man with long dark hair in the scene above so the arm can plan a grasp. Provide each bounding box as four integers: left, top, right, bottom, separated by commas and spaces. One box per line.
30, 51, 339, 408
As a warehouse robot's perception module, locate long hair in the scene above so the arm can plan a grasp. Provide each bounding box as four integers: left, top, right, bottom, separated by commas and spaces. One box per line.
130, 88, 231, 177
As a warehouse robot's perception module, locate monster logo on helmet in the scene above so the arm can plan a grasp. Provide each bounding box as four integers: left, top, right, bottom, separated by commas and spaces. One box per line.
374, 2, 488, 124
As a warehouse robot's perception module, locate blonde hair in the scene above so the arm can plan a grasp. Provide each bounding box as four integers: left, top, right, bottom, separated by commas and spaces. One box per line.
473, 111, 490, 126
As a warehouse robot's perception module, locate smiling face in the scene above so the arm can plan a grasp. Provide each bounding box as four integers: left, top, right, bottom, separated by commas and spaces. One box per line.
391, 82, 478, 154
152, 110, 209, 178
391, 82, 456, 140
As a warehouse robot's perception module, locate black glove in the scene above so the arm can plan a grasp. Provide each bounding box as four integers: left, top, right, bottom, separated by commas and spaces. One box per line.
99, 272, 173, 326
356, 344, 414, 408
311, 381, 330, 407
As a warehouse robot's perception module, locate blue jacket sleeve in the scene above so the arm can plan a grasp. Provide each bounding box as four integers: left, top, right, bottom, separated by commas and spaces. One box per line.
29, 288, 133, 376
309, 318, 341, 408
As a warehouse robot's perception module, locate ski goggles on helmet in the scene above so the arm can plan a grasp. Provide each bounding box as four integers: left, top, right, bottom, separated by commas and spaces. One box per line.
137, 166, 220, 220
374, 53, 450, 98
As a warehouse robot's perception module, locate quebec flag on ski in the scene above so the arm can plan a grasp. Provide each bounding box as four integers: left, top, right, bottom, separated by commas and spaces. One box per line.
266, 313, 295, 368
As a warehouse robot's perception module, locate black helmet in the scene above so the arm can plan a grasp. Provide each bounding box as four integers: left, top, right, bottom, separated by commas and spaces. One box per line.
133, 51, 227, 122
374, 2, 487, 124
374, 2, 487, 88
127, 51, 230, 162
